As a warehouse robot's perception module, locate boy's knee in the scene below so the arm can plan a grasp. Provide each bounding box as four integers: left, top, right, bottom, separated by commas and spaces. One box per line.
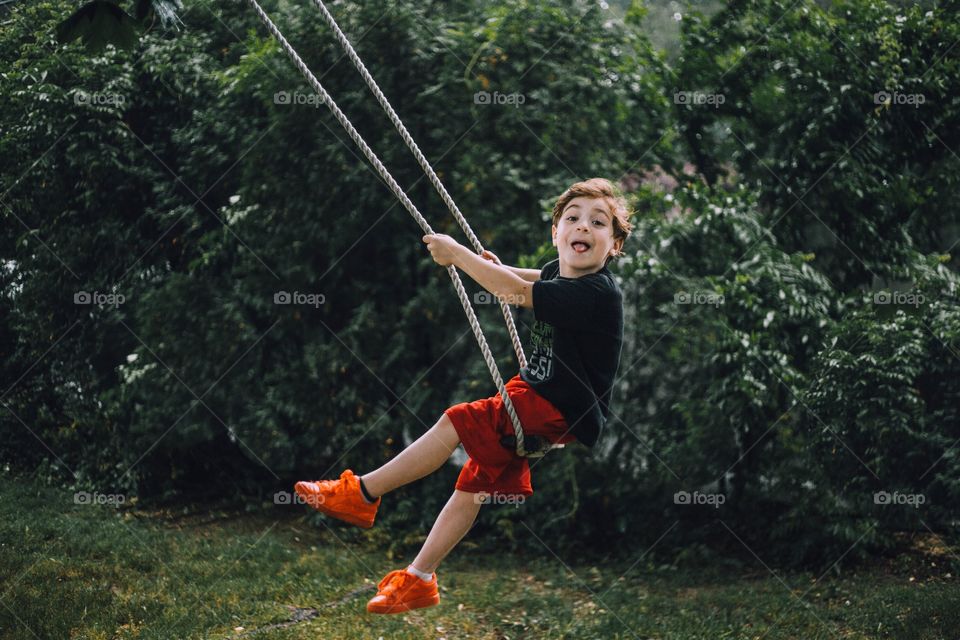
453, 489, 485, 509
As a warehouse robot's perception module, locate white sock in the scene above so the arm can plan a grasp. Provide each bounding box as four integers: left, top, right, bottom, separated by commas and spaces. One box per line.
406, 564, 433, 582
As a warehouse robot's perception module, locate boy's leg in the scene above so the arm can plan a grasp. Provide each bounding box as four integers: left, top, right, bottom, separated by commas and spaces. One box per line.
360, 413, 461, 499
409, 489, 483, 574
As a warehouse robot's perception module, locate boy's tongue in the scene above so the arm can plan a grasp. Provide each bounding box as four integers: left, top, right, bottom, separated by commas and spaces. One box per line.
572, 242, 589, 253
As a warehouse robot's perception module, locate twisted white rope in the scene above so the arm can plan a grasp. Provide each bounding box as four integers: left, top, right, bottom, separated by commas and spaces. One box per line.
245, 0, 552, 456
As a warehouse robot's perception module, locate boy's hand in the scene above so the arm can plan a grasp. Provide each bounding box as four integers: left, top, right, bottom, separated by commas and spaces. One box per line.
422, 234, 462, 267
480, 249, 502, 265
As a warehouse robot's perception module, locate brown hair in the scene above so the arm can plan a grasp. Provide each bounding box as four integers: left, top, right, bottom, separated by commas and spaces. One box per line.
551, 178, 634, 265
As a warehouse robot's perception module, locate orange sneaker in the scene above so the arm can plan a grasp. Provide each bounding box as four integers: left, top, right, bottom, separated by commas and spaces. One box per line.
293, 469, 380, 528
366, 569, 440, 614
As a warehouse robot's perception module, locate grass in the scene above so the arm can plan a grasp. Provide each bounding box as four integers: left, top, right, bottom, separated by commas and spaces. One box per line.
0, 473, 957, 640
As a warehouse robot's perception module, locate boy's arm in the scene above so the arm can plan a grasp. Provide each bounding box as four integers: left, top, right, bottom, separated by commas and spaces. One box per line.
502, 265, 542, 282
480, 250, 541, 282
452, 246, 535, 309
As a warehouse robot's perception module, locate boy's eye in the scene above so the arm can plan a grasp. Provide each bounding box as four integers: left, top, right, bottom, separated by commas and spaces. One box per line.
593, 220, 605, 226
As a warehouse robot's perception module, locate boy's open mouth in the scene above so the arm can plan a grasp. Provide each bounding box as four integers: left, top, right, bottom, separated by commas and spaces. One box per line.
571, 241, 591, 253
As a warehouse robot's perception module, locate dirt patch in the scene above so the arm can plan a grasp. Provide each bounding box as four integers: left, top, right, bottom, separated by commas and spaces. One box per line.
228, 583, 376, 638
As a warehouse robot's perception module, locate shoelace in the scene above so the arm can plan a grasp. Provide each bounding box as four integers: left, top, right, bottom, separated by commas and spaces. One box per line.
377, 570, 413, 595
310, 471, 352, 491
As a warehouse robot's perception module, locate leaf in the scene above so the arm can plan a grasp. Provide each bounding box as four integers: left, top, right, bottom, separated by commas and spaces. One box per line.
56, 1, 140, 53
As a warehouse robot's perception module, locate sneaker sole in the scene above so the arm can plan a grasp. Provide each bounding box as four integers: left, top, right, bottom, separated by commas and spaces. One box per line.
294, 483, 375, 529
367, 593, 440, 614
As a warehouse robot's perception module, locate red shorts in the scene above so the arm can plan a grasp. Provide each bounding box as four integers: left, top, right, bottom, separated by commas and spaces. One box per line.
444, 374, 576, 497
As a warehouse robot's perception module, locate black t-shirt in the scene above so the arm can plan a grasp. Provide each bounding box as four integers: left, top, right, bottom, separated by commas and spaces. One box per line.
519, 258, 624, 447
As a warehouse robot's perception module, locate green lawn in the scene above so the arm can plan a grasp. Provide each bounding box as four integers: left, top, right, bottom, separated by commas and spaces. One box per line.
1, 474, 956, 639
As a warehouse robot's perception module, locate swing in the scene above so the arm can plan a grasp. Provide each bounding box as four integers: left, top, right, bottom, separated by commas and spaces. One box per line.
246, 0, 565, 459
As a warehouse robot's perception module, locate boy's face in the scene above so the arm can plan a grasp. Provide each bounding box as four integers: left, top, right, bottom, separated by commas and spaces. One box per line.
552, 196, 622, 277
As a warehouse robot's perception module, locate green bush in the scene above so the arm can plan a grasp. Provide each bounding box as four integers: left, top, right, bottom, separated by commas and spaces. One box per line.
2, 0, 957, 569
0, 0, 674, 528
673, 0, 960, 289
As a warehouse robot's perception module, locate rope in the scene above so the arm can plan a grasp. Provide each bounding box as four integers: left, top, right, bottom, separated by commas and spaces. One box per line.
244, 0, 546, 456
307, 0, 527, 371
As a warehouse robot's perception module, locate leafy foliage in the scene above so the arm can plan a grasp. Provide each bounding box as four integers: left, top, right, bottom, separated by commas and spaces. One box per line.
55, 0, 183, 52
672, 0, 960, 290
55, 1, 140, 51
2, 0, 958, 569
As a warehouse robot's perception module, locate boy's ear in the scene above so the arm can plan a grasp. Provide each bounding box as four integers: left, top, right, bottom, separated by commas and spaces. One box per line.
551, 224, 557, 245
608, 235, 625, 257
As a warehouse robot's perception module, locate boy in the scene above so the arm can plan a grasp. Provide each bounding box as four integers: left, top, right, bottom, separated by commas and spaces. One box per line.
294, 177, 632, 614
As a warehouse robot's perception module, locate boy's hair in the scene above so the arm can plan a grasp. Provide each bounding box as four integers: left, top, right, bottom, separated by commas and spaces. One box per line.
551, 178, 634, 265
